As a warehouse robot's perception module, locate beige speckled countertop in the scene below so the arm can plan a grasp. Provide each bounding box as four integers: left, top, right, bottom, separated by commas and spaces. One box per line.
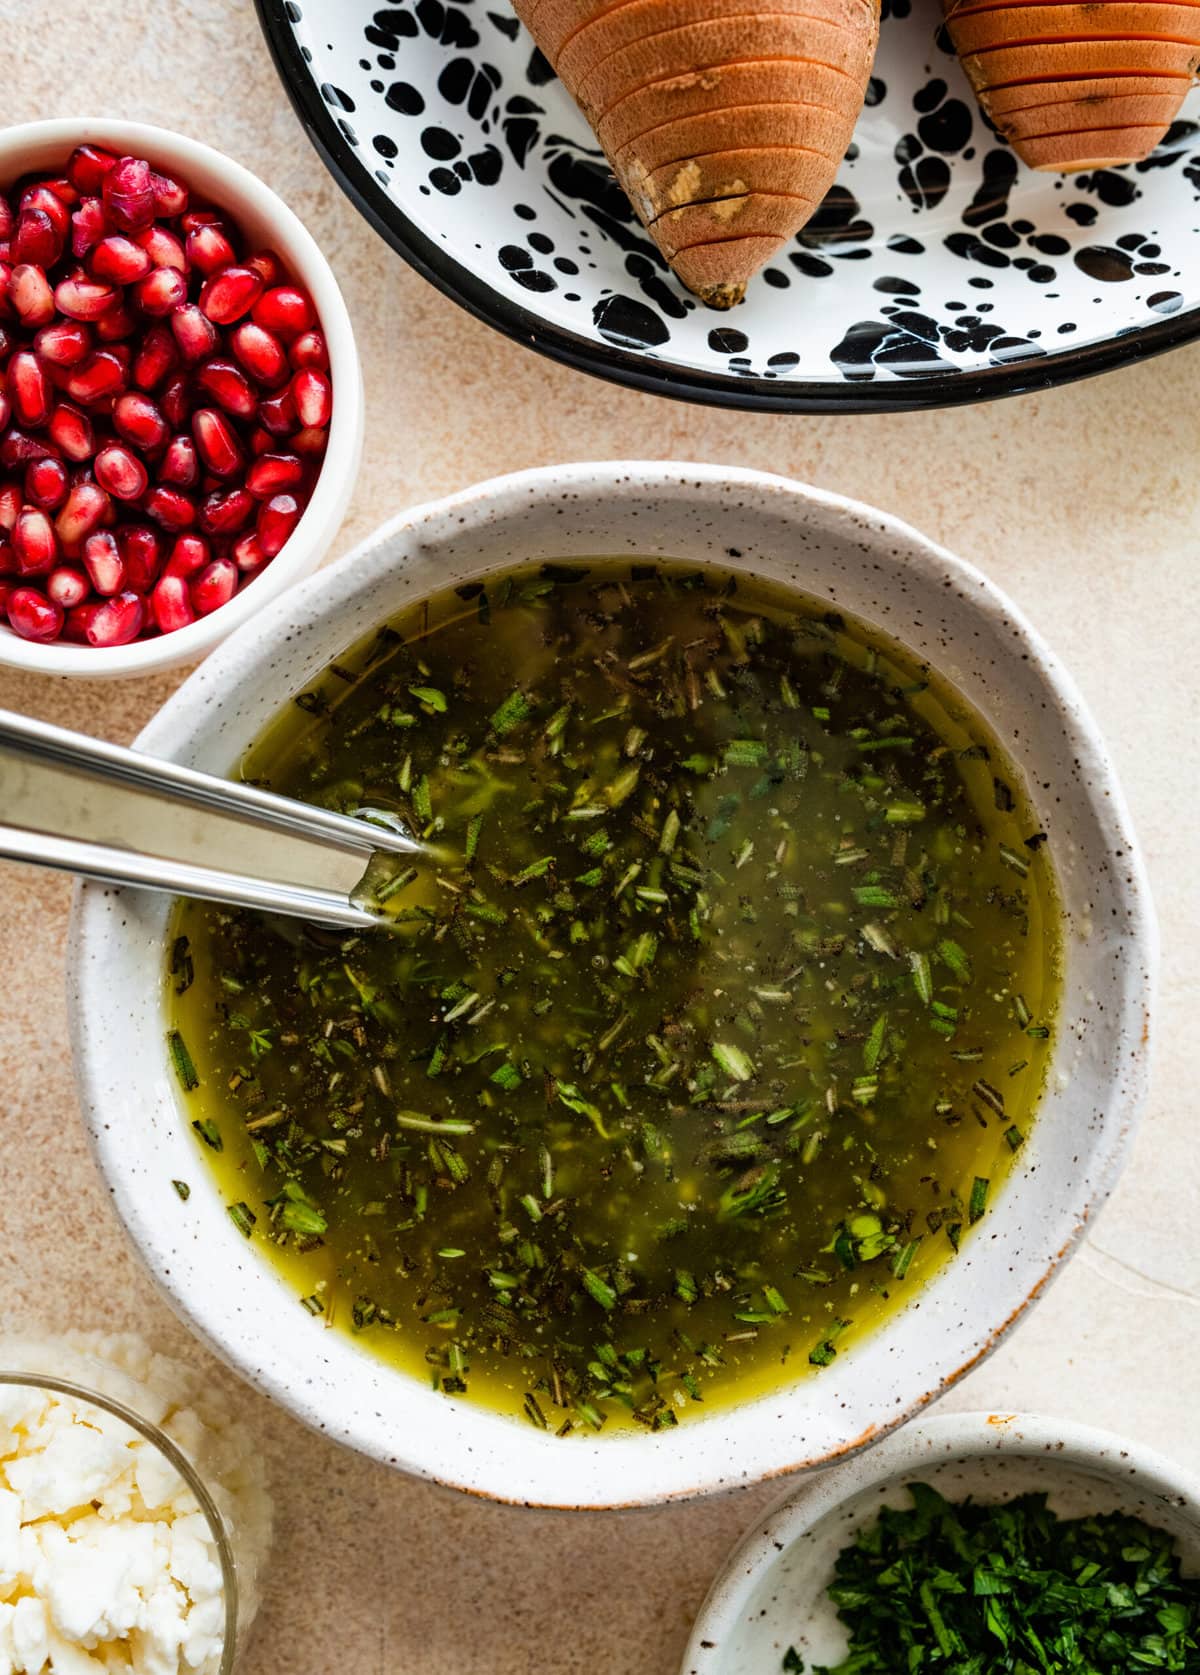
3, 3, 1200, 1670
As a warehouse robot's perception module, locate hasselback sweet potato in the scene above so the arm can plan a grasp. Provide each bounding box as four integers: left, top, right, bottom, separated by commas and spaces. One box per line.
512, 0, 880, 307
942, 0, 1200, 171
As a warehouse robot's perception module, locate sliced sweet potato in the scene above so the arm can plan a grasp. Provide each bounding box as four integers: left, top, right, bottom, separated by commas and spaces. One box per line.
598, 60, 859, 155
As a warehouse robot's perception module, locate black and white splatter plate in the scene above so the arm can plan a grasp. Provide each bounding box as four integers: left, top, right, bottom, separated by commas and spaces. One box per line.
256, 0, 1200, 410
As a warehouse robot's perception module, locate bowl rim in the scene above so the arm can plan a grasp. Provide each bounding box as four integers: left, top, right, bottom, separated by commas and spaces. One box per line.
254, 0, 1200, 416
69, 461, 1158, 1507
681, 1410, 1200, 1674
0, 114, 363, 678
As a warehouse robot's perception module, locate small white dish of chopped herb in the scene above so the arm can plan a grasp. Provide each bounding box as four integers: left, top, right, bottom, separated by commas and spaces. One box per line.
683, 1411, 1200, 1675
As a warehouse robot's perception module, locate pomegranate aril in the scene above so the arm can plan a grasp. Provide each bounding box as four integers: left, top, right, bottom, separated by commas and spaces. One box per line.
258, 387, 297, 436
198, 265, 263, 325
191, 557, 237, 615
160, 374, 193, 428
64, 601, 102, 641
180, 208, 221, 233
252, 285, 314, 339
248, 426, 274, 456
55, 273, 118, 322
164, 533, 209, 578
14, 208, 62, 267
135, 266, 188, 317
291, 425, 328, 457
102, 156, 155, 232
35, 320, 91, 367
229, 320, 287, 386
151, 170, 188, 217
159, 434, 199, 488
0, 200, 12, 243
192, 408, 243, 477
9, 351, 52, 427
0, 388, 8, 432
13, 507, 58, 574
87, 589, 144, 647
0, 260, 12, 318
185, 224, 235, 275
94, 301, 137, 343
245, 451, 303, 499
55, 481, 110, 547
289, 329, 329, 371
94, 443, 149, 502
232, 532, 268, 573
7, 585, 64, 642
65, 349, 126, 404
25, 456, 69, 510
196, 358, 256, 418
68, 144, 118, 194
46, 566, 90, 608
0, 429, 56, 468
83, 530, 125, 594
48, 401, 96, 461
170, 302, 217, 363
291, 367, 332, 428
199, 486, 252, 536
0, 484, 21, 531
90, 234, 152, 284
70, 197, 108, 259
151, 572, 195, 632
20, 184, 71, 233
135, 223, 187, 271
112, 391, 167, 451
143, 485, 196, 531
133, 322, 178, 389
11, 264, 55, 328
117, 525, 161, 590
244, 250, 284, 287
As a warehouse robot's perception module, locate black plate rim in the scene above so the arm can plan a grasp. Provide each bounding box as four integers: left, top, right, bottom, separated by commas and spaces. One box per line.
254, 0, 1200, 414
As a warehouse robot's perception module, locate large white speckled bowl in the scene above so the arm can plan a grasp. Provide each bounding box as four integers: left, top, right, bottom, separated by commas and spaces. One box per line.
68, 463, 1155, 1508
683, 1412, 1200, 1675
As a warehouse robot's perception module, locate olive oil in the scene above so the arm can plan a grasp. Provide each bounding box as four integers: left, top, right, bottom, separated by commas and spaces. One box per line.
168, 562, 1060, 1436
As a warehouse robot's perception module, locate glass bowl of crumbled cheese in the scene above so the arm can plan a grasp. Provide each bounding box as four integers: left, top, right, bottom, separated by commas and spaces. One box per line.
0, 1330, 273, 1674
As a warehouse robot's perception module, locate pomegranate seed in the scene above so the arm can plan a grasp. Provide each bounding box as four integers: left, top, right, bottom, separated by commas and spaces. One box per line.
48, 401, 96, 461
133, 322, 178, 389
117, 524, 161, 590
159, 434, 199, 488
0, 200, 12, 243
164, 533, 209, 578
83, 530, 125, 594
170, 302, 216, 363
0, 484, 21, 530
160, 374, 192, 428
9, 351, 52, 427
289, 329, 329, 371
192, 408, 243, 477
55, 481, 110, 547
55, 272, 117, 322
258, 387, 297, 436
291, 425, 328, 457
87, 589, 144, 646
90, 234, 151, 284
196, 358, 256, 419
151, 170, 188, 217
143, 484, 196, 531
21, 183, 71, 231
135, 223, 187, 271
0, 388, 8, 431
0, 429, 56, 468
94, 301, 138, 343
248, 426, 274, 456
198, 265, 262, 325
14, 208, 62, 267
35, 320, 91, 367
229, 320, 287, 386
0, 260, 12, 318
252, 285, 314, 339
199, 486, 252, 535
11, 264, 55, 328
69, 144, 118, 194
232, 532, 268, 573
13, 507, 58, 574
245, 451, 303, 499
102, 157, 155, 232
70, 197, 108, 259
46, 566, 90, 608
65, 349, 126, 404
111, 391, 166, 451
191, 557, 237, 615
135, 266, 187, 318
64, 600, 102, 641
245, 250, 284, 287
25, 456, 69, 510
0, 540, 13, 575
7, 585, 64, 641
180, 208, 221, 232
291, 368, 332, 428
185, 224, 235, 275
94, 442, 149, 502
151, 572, 195, 632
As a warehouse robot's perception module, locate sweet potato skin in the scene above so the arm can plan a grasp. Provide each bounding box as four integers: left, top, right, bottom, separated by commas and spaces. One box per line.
511, 0, 879, 305
942, 0, 1200, 170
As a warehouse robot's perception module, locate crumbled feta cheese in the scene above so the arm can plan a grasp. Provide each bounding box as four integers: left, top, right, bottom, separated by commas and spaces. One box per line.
0, 1333, 272, 1675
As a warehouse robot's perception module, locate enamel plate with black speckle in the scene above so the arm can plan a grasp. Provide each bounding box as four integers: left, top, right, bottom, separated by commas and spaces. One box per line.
255, 0, 1200, 410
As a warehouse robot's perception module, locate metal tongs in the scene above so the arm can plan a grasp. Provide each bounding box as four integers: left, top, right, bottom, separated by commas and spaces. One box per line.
0, 708, 421, 930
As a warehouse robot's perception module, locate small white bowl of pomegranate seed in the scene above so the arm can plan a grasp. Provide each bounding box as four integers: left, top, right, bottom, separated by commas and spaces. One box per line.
0, 118, 362, 676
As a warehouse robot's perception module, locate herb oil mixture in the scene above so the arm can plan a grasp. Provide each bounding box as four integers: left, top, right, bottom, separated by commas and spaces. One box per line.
168, 563, 1059, 1436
